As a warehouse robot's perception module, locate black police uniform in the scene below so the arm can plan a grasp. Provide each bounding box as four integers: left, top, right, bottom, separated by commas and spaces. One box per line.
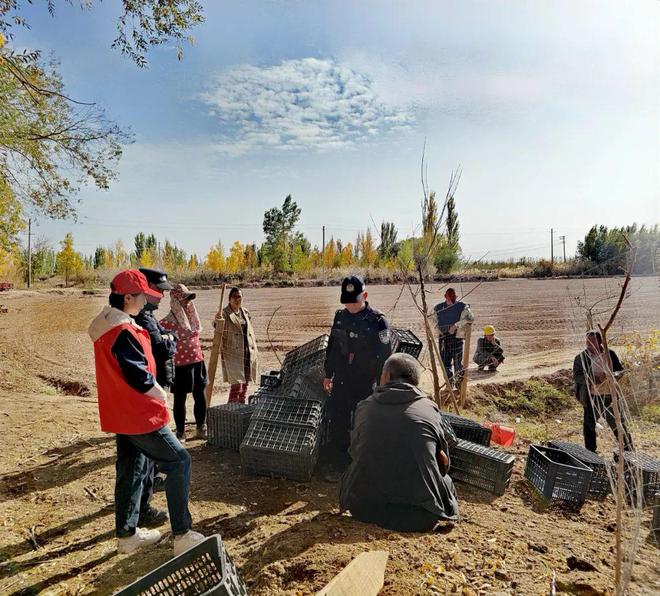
324, 302, 391, 467
134, 305, 177, 388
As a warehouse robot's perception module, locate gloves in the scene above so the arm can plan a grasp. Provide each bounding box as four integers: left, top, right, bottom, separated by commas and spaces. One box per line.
448, 324, 457, 334
146, 383, 167, 402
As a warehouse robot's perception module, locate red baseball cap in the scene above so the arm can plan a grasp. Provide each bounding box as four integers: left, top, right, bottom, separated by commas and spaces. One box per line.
110, 269, 162, 298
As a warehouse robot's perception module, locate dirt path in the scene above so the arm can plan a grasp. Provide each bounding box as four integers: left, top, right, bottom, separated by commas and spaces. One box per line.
0, 278, 658, 595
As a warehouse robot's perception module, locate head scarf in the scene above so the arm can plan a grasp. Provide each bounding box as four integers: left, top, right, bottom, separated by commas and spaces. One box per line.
163, 283, 201, 333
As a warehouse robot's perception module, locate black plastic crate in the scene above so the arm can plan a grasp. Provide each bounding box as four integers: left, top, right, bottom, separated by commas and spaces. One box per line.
253, 396, 323, 428
441, 411, 492, 446
621, 451, 660, 506
391, 328, 423, 359
549, 440, 610, 498
260, 370, 281, 388
281, 335, 329, 376
240, 420, 321, 482
207, 403, 254, 450
450, 439, 515, 496
525, 444, 593, 509
116, 535, 247, 596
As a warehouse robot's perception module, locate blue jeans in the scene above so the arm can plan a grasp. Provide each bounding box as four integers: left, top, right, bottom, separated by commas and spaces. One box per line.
115, 426, 192, 537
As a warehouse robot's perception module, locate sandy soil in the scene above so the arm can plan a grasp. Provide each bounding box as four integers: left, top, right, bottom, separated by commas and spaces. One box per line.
0, 278, 658, 595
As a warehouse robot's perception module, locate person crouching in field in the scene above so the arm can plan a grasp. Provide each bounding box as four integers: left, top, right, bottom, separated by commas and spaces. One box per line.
473, 325, 505, 371
160, 284, 208, 441
88, 270, 204, 555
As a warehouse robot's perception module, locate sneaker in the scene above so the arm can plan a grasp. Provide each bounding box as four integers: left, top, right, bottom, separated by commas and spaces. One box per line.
138, 506, 169, 527
176, 430, 186, 442
194, 425, 207, 440
153, 474, 165, 493
477, 365, 485, 371
173, 530, 205, 556
117, 527, 162, 554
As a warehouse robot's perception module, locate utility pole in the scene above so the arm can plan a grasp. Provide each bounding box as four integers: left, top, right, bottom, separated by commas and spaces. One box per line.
27, 218, 32, 289
559, 235, 566, 262
550, 228, 554, 264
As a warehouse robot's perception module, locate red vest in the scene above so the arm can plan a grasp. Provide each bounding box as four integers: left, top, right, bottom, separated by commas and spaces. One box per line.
93, 323, 169, 435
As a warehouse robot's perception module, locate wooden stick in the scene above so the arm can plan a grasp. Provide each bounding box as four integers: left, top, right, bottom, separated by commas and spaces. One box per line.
205, 283, 227, 407
459, 323, 473, 407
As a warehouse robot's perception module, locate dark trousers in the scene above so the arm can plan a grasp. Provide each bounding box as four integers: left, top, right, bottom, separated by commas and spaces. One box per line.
440, 335, 464, 383
349, 502, 440, 533
172, 361, 207, 434
581, 390, 633, 453
327, 379, 373, 470
140, 459, 156, 511
115, 426, 192, 537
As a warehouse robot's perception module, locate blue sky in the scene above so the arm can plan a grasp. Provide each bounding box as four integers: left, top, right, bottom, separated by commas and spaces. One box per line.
17, 0, 660, 261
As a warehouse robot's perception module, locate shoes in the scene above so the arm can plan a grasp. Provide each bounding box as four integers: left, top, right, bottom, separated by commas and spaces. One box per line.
194, 425, 207, 440
176, 430, 186, 442
173, 530, 205, 556
117, 527, 162, 554
138, 506, 169, 527
153, 474, 165, 493
477, 365, 485, 371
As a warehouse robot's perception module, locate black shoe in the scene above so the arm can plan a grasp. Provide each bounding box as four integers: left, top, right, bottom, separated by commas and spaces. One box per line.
153, 475, 166, 493
139, 506, 169, 527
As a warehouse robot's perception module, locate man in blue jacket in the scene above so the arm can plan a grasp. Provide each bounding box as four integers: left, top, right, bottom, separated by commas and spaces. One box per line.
434, 287, 473, 387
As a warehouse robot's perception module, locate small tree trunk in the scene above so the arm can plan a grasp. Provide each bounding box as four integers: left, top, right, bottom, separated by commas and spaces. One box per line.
459, 323, 473, 407
417, 265, 441, 405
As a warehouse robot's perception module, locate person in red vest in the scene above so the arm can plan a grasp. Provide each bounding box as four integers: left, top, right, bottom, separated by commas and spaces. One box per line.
88, 270, 205, 555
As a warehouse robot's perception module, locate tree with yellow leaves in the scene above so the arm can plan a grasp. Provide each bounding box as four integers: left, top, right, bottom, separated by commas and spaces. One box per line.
204, 242, 225, 273
55, 233, 83, 287
226, 240, 245, 274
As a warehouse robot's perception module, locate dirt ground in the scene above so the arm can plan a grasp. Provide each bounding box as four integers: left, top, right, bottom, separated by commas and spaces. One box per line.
0, 278, 658, 595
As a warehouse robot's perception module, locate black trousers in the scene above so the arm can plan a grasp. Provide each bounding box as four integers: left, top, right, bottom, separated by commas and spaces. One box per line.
440, 335, 464, 383
581, 390, 633, 453
173, 361, 208, 434
349, 502, 440, 533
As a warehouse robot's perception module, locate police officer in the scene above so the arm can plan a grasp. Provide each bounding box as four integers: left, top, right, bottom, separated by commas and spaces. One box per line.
323, 275, 392, 476
133, 267, 177, 526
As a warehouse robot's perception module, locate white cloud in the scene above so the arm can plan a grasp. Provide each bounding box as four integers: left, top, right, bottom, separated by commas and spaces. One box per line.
201, 57, 414, 155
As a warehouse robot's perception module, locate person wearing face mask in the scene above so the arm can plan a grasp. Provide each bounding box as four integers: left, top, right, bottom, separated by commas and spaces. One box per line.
322, 275, 392, 478
88, 270, 204, 556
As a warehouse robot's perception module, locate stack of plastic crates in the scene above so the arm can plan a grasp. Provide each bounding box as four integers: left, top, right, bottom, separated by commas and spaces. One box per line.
524, 444, 593, 510
549, 440, 610, 498
450, 439, 515, 496
207, 403, 254, 450
115, 535, 247, 595
390, 328, 423, 359
281, 335, 329, 380
441, 411, 492, 446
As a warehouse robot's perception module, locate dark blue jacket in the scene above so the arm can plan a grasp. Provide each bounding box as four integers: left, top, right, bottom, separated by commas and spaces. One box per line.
434, 301, 466, 334
134, 306, 177, 388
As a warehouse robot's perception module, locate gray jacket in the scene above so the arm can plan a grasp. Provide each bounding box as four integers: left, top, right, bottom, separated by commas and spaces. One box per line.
339, 381, 459, 520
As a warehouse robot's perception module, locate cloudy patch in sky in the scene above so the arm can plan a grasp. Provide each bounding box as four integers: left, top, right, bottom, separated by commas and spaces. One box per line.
201, 57, 414, 154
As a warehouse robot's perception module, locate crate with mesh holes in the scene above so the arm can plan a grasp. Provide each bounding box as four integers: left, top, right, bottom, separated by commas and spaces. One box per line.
281, 335, 329, 376
391, 328, 423, 359
621, 451, 660, 506
441, 411, 492, 446
115, 534, 247, 596
207, 403, 254, 450
450, 439, 515, 496
260, 369, 281, 388
240, 419, 321, 482
253, 395, 324, 428
549, 440, 610, 498
525, 444, 593, 509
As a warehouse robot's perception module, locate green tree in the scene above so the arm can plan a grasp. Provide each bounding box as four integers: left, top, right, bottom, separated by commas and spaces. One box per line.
262, 194, 303, 273
379, 221, 398, 261
55, 232, 83, 287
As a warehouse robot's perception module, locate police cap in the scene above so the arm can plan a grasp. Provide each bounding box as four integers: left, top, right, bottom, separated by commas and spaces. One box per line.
340, 275, 365, 304
138, 268, 173, 291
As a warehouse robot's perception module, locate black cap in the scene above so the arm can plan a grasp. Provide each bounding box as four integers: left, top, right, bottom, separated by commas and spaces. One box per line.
138, 268, 173, 291
340, 275, 366, 304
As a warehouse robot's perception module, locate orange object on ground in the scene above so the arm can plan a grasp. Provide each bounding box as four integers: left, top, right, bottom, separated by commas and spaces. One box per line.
484, 422, 516, 447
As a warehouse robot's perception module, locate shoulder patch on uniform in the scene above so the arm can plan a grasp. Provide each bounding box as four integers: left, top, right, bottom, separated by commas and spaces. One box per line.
379, 329, 391, 344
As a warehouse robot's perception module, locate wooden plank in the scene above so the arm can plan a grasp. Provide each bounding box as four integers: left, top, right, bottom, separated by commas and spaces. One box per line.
317, 551, 389, 596
459, 323, 473, 407
205, 284, 226, 407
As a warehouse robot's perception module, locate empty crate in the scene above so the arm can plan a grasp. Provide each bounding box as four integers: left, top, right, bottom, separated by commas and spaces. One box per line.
116, 535, 247, 596
450, 439, 515, 496
621, 451, 660, 506
207, 403, 254, 450
253, 396, 324, 427
240, 420, 321, 482
442, 411, 492, 446
391, 328, 423, 359
549, 440, 610, 498
281, 335, 329, 377
525, 444, 593, 508
260, 370, 281, 388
